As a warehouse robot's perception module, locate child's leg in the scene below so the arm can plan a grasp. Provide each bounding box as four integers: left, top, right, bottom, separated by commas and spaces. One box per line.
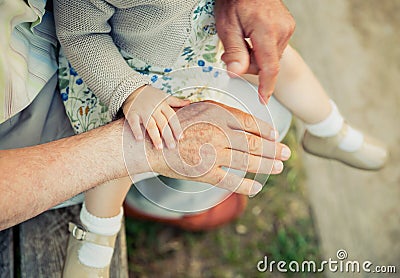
85, 176, 131, 217
75, 177, 131, 269
243, 44, 332, 124
242, 44, 387, 170
274, 45, 333, 124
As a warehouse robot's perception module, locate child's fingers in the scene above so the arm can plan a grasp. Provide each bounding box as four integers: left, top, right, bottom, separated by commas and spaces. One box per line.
126, 113, 143, 140
162, 106, 184, 140
153, 111, 176, 149
146, 117, 163, 150
166, 95, 190, 107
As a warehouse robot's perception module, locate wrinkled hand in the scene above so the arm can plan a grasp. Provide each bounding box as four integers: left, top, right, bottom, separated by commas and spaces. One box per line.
123, 101, 291, 196
215, 0, 295, 103
122, 85, 190, 149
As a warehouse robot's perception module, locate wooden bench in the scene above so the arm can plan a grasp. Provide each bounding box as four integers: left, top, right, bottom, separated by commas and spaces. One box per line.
0, 204, 128, 278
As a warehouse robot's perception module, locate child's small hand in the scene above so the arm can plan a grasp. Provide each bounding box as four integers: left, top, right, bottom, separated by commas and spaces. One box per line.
122, 85, 190, 150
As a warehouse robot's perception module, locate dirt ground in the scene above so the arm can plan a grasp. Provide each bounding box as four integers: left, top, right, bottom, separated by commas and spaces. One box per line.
286, 0, 400, 276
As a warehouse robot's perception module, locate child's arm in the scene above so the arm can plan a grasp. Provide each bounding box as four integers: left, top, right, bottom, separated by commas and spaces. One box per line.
53, 0, 149, 120
122, 86, 189, 149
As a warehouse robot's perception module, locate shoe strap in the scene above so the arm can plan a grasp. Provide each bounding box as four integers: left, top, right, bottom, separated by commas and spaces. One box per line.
68, 222, 116, 248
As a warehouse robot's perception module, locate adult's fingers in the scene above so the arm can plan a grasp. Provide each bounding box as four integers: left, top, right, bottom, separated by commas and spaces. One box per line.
213, 168, 263, 196
223, 105, 279, 141
218, 149, 284, 175
250, 34, 281, 103
246, 50, 260, 75
215, 12, 250, 76
227, 131, 291, 160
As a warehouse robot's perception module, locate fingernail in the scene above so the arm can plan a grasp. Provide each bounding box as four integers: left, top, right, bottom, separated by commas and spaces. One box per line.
157, 143, 163, 150
281, 147, 291, 160
270, 130, 279, 140
273, 160, 283, 172
136, 135, 143, 140
250, 183, 263, 196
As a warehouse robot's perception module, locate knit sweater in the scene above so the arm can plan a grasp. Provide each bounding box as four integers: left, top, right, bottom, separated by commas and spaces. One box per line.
54, 0, 199, 119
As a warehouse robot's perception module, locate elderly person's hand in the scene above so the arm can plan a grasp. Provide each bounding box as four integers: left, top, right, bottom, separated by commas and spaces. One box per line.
215, 0, 295, 103
124, 101, 291, 196
0, 100, 290, 229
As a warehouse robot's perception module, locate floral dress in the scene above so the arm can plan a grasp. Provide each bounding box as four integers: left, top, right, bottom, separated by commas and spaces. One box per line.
58, 0, 226, 134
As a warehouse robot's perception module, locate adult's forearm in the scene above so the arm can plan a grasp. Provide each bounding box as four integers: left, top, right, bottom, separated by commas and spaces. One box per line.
0, 101, 289, 229
0, 120, 131, 230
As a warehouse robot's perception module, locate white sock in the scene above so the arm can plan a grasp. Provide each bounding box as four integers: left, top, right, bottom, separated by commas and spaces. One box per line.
306, 100, 344, 137
306, 100, 364, 152
78, 203, 123, 268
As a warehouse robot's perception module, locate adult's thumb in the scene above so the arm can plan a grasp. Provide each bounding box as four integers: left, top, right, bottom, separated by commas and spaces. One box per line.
219, 32, 250, 77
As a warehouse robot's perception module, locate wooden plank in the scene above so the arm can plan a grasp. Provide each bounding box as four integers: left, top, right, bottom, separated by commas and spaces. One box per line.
0, 228, 13, 278
19, 205, 128, 278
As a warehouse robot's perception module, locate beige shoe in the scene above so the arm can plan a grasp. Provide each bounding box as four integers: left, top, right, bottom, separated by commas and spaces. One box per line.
62, 222, 117, 278
302, 124, 388, 170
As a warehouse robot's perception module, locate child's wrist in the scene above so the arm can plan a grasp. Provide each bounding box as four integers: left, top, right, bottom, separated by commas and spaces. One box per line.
122, 85, 149, 114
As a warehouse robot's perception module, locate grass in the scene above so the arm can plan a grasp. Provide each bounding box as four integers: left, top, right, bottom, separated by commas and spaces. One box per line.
125, 125, 323, 277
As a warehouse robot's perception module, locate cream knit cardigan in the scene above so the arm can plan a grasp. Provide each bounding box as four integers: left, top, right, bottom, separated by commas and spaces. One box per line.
54, 0, 199, 118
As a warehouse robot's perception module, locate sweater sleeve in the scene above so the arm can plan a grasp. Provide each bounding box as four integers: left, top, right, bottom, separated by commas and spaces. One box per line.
54, 0, 150, 119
